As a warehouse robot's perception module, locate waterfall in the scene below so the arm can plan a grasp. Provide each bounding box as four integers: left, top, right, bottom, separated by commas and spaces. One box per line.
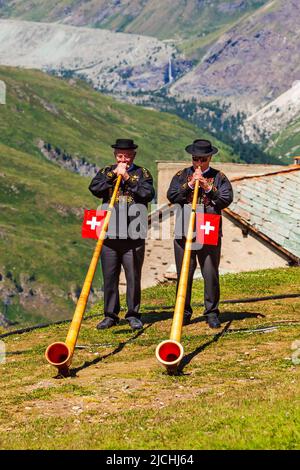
168, 57, 173, 83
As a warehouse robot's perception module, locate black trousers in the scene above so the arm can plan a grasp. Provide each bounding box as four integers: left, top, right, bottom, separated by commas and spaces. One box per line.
100, 239, 145, 321
174, 238, 222, 316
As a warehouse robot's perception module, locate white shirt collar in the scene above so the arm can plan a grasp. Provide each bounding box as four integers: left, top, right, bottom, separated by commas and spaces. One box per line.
202, 166, 211, 175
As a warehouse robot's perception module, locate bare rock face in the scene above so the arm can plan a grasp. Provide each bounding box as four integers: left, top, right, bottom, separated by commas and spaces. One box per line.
0, 0, 270, 40
0, 267, 102, 324
58, 0, 145, 28
0, 19, 177, 93
217, 1, 248, 14
37, 140, 99, 178
170, 0, 300, 115
244, 81, 300, 143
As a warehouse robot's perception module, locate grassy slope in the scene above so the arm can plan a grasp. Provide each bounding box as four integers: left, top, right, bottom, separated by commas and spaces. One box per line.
0, 142, 100, 323
0, 268, 299, 449
0, 67, 238, 180
0, 66, 238, 324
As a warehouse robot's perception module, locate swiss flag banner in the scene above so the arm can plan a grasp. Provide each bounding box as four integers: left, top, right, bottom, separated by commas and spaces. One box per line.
82, 210, 107, 240
196, 213, 220, 246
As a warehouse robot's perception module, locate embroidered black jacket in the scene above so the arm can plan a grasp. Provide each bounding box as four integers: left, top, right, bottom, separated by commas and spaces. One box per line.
89, 164, 155, 205
89, 164, 155, 240
167, 166, 233, 238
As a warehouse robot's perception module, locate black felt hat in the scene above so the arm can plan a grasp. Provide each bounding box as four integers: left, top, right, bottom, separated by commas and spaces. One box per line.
185, 139, 218, 156
111, 138, 138, 150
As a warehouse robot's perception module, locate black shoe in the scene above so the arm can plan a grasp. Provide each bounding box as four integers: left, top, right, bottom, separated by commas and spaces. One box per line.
96, 317, 117, 330
126, 317, 143, 331
205, 312, 221, 329
183, 313, 192, 325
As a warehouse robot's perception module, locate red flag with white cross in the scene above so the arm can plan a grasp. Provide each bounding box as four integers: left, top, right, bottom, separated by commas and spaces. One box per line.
82, 210, 107, 240
196, 213, 220, 246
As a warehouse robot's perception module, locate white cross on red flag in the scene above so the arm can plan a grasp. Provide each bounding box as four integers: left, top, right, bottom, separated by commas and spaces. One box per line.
196, 213, 220, 246
82, 210, 107, 240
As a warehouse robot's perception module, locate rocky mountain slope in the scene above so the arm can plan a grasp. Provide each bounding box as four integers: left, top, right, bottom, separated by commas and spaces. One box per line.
0, 1, 269, 43
244, 81, 300, 143
242, 78, 300, 159
0, 19, 182, 93
170, 0, 300, 115
266, 115, 300, 160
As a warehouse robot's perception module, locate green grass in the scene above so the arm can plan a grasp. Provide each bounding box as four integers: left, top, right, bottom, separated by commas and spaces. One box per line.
0, 267, 299, 449
0, 66, 237, 180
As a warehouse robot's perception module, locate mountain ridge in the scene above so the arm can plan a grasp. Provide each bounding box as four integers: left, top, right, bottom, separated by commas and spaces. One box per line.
0, 0, 270, 42
170, 0, 300, 115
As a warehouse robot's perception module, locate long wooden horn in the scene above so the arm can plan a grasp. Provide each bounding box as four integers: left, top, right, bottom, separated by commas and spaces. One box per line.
45, 175, 122, 376
156, 179, 199, 373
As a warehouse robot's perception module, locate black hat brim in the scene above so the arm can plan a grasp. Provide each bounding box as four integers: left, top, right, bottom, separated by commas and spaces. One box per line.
185, 144, 218, 156
111, 144, 138, 149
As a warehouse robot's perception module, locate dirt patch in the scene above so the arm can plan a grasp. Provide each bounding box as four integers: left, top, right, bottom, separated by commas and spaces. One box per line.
25, 380, 58, 392
17, 381, 214, 423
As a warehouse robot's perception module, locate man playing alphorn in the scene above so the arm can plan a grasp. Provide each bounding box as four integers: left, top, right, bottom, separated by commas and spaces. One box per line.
167, 139, 233, 329
89, 139, 155, 331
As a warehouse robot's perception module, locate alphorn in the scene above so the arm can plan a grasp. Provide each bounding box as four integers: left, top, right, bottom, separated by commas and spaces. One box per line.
156, 179, 200, 373
45, 174, 122, 376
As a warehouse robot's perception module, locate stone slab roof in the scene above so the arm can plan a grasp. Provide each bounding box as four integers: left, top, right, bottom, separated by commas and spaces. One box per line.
229, 167, 300, 259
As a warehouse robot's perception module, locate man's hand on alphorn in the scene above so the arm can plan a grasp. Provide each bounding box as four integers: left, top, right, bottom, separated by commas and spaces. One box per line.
113, 162, 130, 181
189, 169, 210, 191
